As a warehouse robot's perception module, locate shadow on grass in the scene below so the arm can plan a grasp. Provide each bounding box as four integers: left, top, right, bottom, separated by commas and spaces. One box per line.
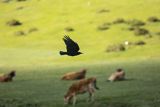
106, 78, 135, 82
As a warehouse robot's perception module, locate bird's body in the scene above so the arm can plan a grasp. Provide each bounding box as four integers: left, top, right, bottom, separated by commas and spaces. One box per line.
60, 36, 82, 56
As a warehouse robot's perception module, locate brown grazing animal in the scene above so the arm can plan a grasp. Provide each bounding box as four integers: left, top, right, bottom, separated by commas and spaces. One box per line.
0, 70, 16, 82
61, 69, 86, 80
108, 68, 125, 82
64, 77, 99, 105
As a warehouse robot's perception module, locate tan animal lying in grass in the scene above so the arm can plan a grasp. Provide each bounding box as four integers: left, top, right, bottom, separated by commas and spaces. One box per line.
108, 68, 125, 82
64, 77, 99, 105
61, 69, 86, 80
0, 70, 16, 82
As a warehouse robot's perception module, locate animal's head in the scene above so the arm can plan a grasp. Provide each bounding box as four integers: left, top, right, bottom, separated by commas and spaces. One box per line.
9, 70, 16, 77
81, 69, 87, 74
61, 76, 65, 80
64, 94, 71, 105
78, 52, 83, 55
117, 68, 123, 72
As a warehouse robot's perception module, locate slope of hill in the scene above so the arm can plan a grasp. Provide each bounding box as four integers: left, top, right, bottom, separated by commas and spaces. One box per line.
0, 0, 160, 67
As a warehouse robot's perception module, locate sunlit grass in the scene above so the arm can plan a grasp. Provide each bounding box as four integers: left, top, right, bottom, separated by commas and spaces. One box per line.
0, 0, 160, 67
0, 0, 160, 107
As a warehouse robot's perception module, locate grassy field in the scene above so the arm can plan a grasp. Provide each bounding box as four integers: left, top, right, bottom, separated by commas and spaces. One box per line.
0, 0, 160, 107
0, 59, 160, 107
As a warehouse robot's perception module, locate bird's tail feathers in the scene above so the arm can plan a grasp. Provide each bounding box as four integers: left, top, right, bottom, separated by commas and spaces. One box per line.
59, 51, 67, 55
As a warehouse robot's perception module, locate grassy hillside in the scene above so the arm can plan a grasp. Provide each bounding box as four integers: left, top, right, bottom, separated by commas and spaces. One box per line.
0, 0, 160, 67
0, 1, 160, 107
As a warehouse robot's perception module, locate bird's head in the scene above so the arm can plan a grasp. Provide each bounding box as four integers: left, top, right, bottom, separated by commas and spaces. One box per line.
78, 52, 83, 55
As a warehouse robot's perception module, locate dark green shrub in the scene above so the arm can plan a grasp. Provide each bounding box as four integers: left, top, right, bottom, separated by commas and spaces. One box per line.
106, 44, 125, 52
7, 19, 22, 26
134, 28, 149, 36
147, 16, 160, 22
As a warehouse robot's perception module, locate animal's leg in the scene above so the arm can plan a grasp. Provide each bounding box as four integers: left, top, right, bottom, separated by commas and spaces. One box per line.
87, 92, 92, 102
68, 96, 73, 105
91, 88, 95, 102
91, 93, 94, 102
72, 94, 77, 106
88, 88, 95, 102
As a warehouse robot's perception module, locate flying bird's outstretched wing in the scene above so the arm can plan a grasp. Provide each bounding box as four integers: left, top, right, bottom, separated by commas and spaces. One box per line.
63, 36, 80, 53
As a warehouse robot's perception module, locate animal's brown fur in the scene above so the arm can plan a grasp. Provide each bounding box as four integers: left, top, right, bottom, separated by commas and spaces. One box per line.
0, 70, 16, 82
108, 68, 125, 82
64, 77, 99, 105
61, 69, 86, 80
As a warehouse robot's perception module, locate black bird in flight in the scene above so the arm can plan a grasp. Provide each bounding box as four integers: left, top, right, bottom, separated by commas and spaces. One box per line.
60, 36, 83, 56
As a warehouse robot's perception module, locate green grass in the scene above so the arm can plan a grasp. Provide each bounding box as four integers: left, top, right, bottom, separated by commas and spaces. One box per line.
0, 59, 160, 107
0, 0, 160, 107
0, 0, 160, 67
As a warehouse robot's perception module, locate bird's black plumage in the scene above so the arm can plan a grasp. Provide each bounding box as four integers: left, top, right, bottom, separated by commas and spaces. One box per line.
60, 36, 82, 56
